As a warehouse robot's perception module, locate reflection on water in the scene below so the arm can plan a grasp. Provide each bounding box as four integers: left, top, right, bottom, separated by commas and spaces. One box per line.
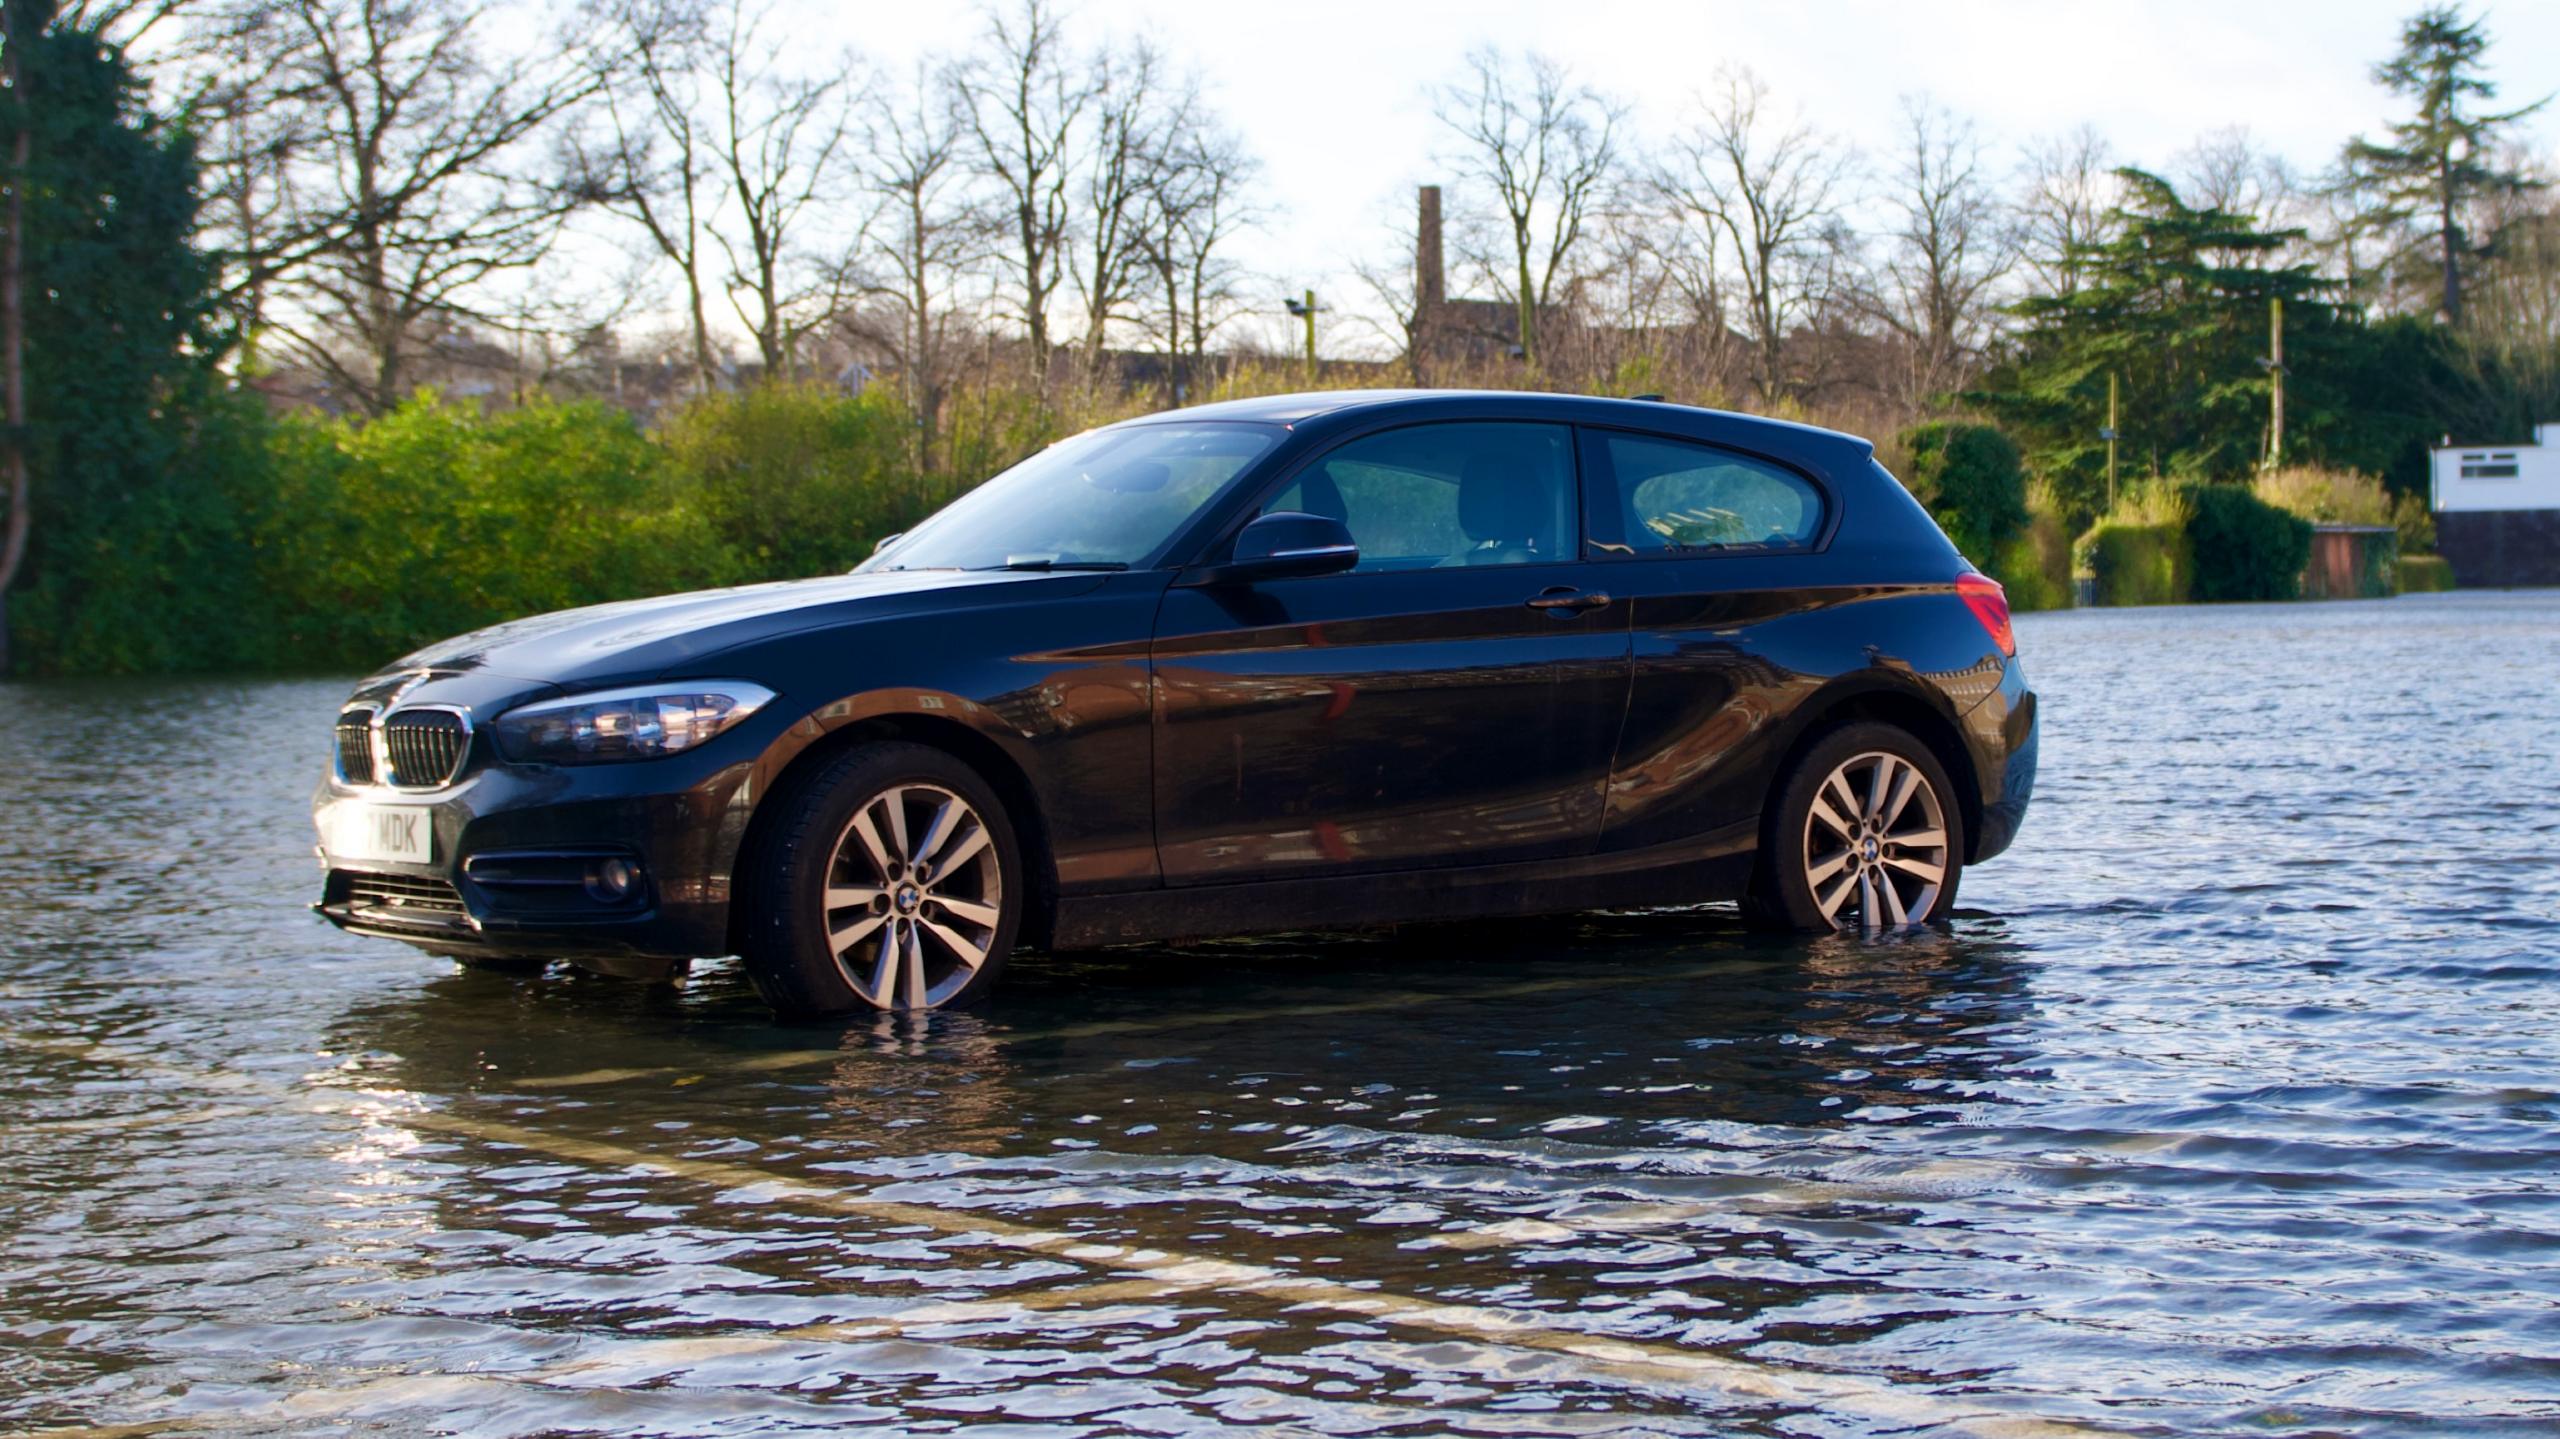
3, 591, 2558, 1436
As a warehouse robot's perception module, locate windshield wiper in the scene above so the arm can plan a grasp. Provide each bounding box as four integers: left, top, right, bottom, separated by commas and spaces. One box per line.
981, 559, 1130, 572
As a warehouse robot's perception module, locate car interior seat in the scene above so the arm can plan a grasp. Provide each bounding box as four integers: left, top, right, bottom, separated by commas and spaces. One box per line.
1452, 452, 1554, 565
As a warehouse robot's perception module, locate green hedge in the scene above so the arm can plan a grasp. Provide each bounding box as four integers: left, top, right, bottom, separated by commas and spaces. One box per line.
2083, 522, 2189, 607
7, 384, 1049, 676
658, 382, 957, 578
2183, 483, 2313, 602
2398, 553, 2457, 592
256, 397, 740, 667
1990, 504, 2074, 611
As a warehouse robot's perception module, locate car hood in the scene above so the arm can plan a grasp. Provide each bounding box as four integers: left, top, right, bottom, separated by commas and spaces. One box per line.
373, 568, 1083, 693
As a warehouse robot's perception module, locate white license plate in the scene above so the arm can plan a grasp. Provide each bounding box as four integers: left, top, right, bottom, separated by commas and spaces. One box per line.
329, 804, 436, 865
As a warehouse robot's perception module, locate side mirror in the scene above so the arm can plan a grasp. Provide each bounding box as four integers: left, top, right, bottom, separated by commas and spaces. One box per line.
872, 531, 904, 555
1185, 511, 1358, 586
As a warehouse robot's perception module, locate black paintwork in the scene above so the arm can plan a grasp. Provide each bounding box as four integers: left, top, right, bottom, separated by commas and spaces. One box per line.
312, 390, 2037, 961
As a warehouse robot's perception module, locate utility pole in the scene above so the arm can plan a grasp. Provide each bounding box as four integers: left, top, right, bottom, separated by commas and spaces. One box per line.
1284, 289, 1319, 386
2101, 371, 2120, 514
2262, 296, 2286, 470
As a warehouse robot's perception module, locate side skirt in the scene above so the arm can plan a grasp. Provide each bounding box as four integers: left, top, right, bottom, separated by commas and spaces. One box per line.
1050, 825, 1759, 950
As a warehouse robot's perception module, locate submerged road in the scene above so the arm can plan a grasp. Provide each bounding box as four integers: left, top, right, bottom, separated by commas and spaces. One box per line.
3, 591, 2557, 1436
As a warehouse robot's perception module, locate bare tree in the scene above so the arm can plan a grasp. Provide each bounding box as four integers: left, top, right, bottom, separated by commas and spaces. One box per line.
575, 0, 721, 393
1434, 47, 1621, 366
1657, 67, 1851, 401
244, 0, 607, 413
1643, 206, 1729, 343
1070, 38, 1181, 374
1610, 211, 1749, 400
200, 101, 298, 368
1350, 194, 1433, 385
2462, 146, 2560, 396
54, 0, 196, 43
1132, 120, 1255, 399
1870, 96, 2013, 408
135, 1, 313, 355
849, 59, 985, 471
2314, 145, 2399, 308
958, 0, 1089, 380
2015, 124, 2118, 301
2175, 124, 2308, 267
704, 0, 854, 380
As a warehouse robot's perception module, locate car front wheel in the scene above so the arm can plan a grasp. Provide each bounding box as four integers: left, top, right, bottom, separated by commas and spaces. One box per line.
1745, 722, 1964, 932
740, 742, 1021, 1017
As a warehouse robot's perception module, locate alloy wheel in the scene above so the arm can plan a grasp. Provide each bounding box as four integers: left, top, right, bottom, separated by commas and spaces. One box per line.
821, 783, 1004, 1009
1800, 750, 1949, 930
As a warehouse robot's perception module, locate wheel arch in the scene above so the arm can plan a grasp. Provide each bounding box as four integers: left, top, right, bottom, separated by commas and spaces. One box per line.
1764, 677, 1985, 865
724, 695, 1058, 954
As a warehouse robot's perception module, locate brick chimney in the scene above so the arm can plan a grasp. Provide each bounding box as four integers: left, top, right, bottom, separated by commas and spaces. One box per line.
1416, 185, 1445, 315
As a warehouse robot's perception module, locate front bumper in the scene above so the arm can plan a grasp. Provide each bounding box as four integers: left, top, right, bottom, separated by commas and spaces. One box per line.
313, 717, 777, 962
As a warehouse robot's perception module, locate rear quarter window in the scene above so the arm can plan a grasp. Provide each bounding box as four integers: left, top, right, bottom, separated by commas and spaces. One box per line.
1592, 432, 1825, 555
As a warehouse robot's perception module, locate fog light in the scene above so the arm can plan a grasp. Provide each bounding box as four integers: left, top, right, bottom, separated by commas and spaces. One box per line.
586, 857, 643, 903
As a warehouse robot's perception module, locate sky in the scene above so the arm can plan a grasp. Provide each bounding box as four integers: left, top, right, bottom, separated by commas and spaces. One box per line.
797, 0, 2557, 354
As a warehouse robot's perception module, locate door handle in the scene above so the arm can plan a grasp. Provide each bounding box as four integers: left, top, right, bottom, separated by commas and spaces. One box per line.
1525, 587, 1611, 613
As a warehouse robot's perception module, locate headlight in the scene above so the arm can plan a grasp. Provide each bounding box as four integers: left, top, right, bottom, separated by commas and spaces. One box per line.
491, 682, 776, 764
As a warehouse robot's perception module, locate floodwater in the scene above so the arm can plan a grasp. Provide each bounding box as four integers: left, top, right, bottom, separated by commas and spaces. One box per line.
3, 590, 2557, 1438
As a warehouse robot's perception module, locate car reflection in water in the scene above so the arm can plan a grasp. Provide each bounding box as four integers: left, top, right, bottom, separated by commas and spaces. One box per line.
308, 909, 2042, 1392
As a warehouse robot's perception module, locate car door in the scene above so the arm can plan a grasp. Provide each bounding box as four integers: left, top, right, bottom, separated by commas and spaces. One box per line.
1150, 420, 1631, 885
1579, 427, 1840, 854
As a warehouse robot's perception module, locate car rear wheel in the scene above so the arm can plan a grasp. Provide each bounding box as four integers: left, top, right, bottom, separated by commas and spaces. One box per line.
739, 742, 1021, 1017
1744, 723, 1963, 932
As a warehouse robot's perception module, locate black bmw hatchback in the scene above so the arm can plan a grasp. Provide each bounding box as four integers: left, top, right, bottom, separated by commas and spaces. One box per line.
315, 390, 2037, 1015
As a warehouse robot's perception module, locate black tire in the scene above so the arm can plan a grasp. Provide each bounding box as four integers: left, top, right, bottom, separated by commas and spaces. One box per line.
738, 742, 1023, 1018
1743, 722, 1965, 932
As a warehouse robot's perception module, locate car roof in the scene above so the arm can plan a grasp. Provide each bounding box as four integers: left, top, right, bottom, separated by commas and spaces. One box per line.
1123, 389, 1875, 462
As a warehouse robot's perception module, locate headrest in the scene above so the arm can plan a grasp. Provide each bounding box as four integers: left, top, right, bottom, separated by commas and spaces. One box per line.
1458, 452, 1549, 543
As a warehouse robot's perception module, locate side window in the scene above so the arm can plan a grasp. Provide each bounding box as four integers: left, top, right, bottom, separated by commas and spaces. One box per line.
1592, 433, 1824, 555
1264, 422, 1576, 572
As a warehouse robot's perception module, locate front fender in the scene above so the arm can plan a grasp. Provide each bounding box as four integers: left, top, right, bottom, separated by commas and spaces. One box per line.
691, 571, 1172, 905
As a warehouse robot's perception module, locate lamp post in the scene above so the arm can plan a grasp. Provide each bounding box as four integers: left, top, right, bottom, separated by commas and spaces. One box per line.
2100, 371, 2120, 514
2259, 296, 2286, 470
1283, 290, 1320, 385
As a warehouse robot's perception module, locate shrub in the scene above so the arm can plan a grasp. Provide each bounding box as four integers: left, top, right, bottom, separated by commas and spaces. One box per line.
1899, 421, 2030, 563
259, 394, 734, 670
2182, 482, 2313, 602
1988, 478, 2074, 611
2391, 492, 2437, 555
2398, 553, 2457, 592
655, 382, 936, 578
2082, 522, 2190, 606
2106, 477, 2196, 531
2253, 465, 2393, 525
937, 383, 1079, 495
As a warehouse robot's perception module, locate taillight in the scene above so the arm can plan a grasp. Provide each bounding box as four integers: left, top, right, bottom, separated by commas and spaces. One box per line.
1955, 572, 2016, 657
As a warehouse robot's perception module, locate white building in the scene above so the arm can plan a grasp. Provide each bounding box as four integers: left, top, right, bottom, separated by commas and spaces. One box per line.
2433, 424, 2560, 512
2431, 423, 2560, 586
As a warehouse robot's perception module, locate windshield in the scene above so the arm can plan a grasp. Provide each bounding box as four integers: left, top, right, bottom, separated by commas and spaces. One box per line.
863, 422, 1282, 572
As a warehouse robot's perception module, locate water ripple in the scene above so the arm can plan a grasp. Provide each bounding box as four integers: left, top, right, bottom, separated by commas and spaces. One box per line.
2, 593, 2557, 1435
